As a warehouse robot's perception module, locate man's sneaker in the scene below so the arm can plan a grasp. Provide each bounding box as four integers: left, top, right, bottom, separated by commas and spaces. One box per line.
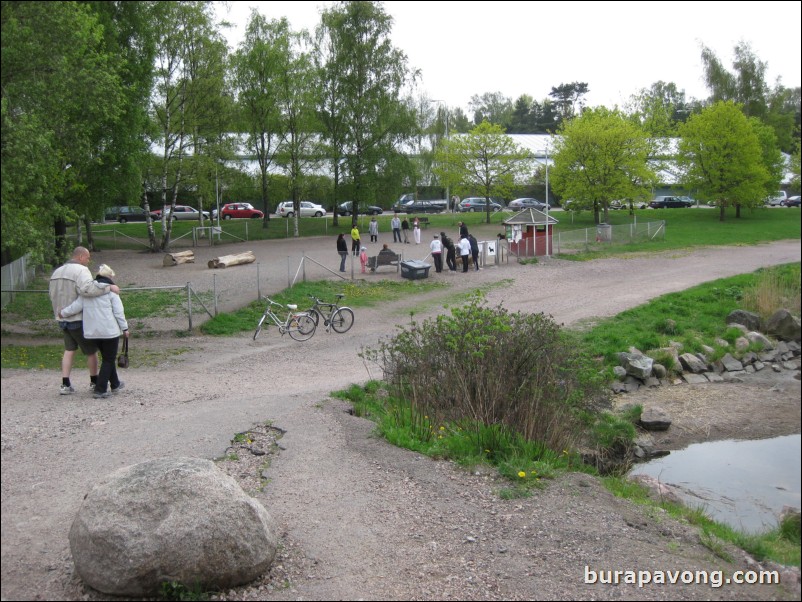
60, 384, 75, 395
111, 382, 125, 394
93, 391, 111, 399
89, 383, 96, 392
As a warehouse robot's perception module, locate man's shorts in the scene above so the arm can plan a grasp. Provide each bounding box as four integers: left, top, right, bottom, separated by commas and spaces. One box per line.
60, 322, 98, 355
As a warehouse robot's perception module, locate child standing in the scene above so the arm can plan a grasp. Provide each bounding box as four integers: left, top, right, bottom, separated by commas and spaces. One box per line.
359, 246, 368, 273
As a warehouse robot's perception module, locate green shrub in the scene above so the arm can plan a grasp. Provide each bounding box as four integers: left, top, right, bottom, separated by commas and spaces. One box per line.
361, 293, 610, 455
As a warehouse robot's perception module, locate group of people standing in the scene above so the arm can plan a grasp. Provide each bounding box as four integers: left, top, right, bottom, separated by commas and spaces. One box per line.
49, 246, 130, 399
337, 217, 481, 275
338, 217, 483, 274
430, 221, 478, 273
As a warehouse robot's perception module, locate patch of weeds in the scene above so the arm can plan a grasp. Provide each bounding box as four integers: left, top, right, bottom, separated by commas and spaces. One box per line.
699, 531, 733, 562
498, 486, 531, 499
223, 453, 239, 461
618, 404, 642, 424
159, 580, 211, 601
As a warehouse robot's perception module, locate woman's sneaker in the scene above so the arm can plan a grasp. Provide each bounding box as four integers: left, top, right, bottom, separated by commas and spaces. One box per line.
111, 382, 125, 394
60, 384, 75, 395
93, 391, 111, 399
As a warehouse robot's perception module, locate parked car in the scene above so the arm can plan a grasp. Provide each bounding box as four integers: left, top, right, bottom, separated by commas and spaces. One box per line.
403, 200, 442, 214
458, 197, 503, 212
648, 196, 694, 209
155, 205, 211, 220
765, 191, 787, 206
219, 202, 264, 220
391, 198, 415, 213
784, 196, 801, 207
610, 199, 650, 210
105, 206, 152, 223
337, 201, 383, 216
508, 198, 551, 211
277, 201, 327, 218
116, 206, 152, 223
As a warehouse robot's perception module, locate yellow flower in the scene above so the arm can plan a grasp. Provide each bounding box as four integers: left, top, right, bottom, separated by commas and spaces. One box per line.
517, 471, 526, 478
439, 426, 445, 431
530, 471, 537, 476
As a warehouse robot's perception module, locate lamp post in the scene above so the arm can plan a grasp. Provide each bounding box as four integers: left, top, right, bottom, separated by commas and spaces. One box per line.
544, 141, 550, 258
431, 99, 449, 209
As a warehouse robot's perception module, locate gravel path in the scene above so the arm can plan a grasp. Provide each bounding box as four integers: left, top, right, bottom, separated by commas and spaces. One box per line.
1, 234, 800, 601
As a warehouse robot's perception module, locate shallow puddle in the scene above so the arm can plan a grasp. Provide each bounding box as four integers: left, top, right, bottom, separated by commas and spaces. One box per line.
630, 434, 801, 533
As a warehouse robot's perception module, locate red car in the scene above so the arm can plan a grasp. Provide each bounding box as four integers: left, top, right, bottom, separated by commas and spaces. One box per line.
219, 203, 264, 219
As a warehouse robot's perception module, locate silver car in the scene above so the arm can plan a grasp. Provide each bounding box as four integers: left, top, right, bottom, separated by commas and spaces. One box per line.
508, 198, 550, 211
278, 201, 327, 218
163, 205, 211, 220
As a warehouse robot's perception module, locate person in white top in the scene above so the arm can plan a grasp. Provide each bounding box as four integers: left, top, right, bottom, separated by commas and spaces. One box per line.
59, 264, 129, 399
413, 217, 421, 244
459, 236, 471, 272
429, 234, 443, 273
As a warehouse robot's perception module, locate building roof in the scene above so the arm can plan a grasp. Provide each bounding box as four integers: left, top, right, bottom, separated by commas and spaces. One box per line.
503, 208, 560, 226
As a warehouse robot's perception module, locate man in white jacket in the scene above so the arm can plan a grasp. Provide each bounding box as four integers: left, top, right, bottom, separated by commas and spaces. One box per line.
59, 264, 129, 399
49, 247, 119, 395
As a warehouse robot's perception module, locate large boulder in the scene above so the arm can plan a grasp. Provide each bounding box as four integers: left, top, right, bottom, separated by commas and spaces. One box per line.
765, 309, 801, 342
619, 352, 654, 379
726, 309, 762, 332
70, 457, 277, 597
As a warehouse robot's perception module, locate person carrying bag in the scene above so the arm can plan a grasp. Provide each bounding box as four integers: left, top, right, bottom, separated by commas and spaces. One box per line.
117, 337, 129, 369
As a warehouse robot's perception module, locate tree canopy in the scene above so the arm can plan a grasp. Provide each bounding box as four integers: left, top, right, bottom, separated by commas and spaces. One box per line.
434, 121, 532, 223
676, 101, 771, 221
550, 107, 657, 224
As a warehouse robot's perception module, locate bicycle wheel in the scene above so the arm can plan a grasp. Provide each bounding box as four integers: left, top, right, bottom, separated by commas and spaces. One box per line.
306, 307, 321, 327
253, 313, 267, 340
330, 307, 355, 333
288, 314, 317, 341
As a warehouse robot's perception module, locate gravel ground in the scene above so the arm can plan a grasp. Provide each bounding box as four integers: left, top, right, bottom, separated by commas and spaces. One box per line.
1, 233, 800, 601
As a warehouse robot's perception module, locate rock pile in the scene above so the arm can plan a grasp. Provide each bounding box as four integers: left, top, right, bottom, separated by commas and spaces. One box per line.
611, 308, 801, 394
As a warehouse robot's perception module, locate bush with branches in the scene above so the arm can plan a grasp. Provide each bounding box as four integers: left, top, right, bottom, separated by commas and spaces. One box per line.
362, 294, 611, 455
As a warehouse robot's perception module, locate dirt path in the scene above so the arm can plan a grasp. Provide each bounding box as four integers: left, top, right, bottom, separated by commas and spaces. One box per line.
1, 237, 800, 600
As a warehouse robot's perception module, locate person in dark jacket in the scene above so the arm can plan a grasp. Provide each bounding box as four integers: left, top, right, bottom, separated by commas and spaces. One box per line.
440, 231, 457, 271
468, 233, 480, 270
336, 233, 348, 272
401, 218, 410, 243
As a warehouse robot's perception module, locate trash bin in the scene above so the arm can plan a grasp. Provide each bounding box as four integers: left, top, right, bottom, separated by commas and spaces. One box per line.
400, 259, 431, 280
596, 223, 612, 242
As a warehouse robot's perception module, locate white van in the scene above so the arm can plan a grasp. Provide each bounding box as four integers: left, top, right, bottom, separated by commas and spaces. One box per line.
766, 191, 787, 206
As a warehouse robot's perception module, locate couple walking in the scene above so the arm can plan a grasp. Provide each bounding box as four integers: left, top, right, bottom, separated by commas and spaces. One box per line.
50, 247, 130, 399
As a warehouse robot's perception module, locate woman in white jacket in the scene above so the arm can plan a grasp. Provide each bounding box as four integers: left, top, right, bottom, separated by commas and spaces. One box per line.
60, 265, 129, 399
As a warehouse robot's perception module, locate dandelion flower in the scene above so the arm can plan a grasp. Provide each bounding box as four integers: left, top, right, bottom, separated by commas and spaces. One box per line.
517, 471, 526, 478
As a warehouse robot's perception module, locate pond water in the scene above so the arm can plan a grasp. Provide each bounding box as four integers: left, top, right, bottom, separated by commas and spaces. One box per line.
629, 434, 801, 533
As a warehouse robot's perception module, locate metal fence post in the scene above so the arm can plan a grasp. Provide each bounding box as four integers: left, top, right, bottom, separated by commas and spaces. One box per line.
187, 282, 192, 331
213, 273, 218, 316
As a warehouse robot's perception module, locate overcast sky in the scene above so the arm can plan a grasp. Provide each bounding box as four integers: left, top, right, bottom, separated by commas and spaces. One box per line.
215, 1, 802, 114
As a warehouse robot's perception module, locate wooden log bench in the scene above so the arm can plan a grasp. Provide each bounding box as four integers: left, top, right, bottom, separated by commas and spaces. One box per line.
367, 251, 401, 273
207, 251, 256, 269
163, 250, 195, 267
